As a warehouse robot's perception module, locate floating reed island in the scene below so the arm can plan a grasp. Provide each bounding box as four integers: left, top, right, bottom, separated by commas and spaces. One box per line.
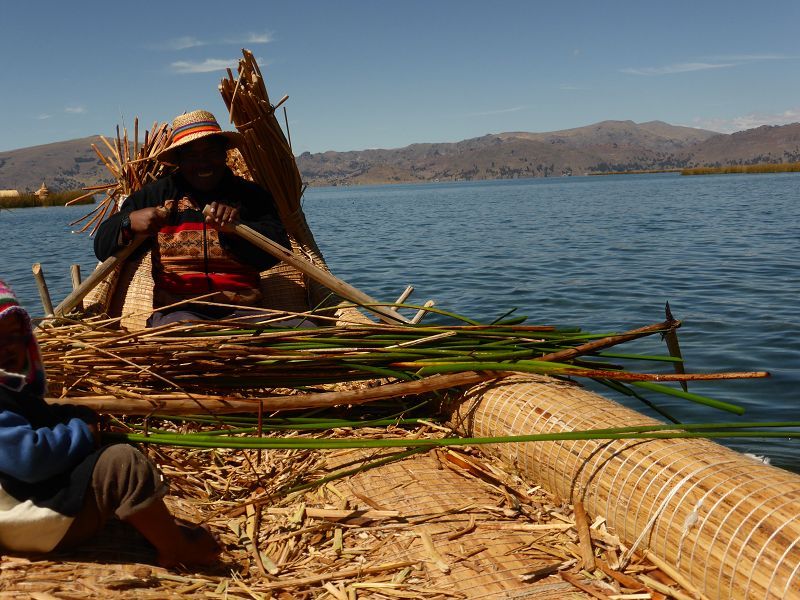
14, 49, 799, 599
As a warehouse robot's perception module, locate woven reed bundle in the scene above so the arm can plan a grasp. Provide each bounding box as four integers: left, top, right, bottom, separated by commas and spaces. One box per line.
446, 374, 800, 600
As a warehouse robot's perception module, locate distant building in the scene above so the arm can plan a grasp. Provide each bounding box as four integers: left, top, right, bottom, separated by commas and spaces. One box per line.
35, 182, 49, 201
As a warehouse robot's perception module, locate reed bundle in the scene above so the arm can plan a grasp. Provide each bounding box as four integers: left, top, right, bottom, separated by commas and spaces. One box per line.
68, 120, 172, 235
219, 49, 303, 233
219, 48, 333, 310
39, 308, 766, 417
449, 375, 800, 599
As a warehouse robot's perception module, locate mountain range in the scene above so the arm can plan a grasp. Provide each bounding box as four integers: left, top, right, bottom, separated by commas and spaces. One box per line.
2, 120, 800, 192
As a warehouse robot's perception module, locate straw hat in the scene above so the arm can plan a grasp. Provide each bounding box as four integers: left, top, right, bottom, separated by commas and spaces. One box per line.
157, 109, 243, 164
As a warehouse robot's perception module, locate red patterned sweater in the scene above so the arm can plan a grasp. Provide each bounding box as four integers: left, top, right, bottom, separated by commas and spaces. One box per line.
94, 170, 290, 307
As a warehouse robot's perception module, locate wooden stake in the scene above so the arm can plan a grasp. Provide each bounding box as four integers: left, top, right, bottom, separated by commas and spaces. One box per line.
53, 237, 145, 317
31, 263, 54, 316
69, 264, 83, 311
411, 300, 436, 324
394, 285, 414, 305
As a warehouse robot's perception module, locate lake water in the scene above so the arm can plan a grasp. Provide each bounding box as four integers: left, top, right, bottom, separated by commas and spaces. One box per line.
1, 173, 798, 470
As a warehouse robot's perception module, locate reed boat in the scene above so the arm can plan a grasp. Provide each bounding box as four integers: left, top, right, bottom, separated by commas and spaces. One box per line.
13, 51, 798, 599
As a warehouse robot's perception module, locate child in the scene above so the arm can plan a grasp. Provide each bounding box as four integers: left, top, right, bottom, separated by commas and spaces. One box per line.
0, 279, 218, 567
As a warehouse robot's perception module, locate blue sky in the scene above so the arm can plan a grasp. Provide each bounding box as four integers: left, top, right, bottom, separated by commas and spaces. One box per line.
1, 0, 799, 154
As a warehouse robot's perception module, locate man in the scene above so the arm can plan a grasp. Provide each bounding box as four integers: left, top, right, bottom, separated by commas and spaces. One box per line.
94, 109, 290, 326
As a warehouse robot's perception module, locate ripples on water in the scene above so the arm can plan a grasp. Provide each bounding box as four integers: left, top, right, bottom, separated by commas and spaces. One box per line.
2, 173, 798, 470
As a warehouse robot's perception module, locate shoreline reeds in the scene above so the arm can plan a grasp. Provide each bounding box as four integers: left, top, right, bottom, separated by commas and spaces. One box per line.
0, 189, 96, 209
681, 162, 800, 175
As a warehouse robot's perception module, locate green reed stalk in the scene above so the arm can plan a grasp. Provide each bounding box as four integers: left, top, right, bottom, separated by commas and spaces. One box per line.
594, 378, 681, 423
105, 421, 800, 450
632, 381, 745, 415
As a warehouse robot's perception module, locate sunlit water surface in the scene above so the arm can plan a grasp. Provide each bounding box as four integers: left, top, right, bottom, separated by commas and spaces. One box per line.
2, 173, 798, 470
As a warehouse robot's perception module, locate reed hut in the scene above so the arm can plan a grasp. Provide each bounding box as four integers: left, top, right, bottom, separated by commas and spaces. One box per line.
35, 181, 49, 201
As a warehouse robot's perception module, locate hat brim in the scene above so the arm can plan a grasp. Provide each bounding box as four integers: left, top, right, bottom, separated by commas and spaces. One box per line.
156, 130, 244, 165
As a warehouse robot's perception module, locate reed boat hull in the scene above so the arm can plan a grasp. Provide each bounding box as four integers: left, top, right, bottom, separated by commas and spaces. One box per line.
443, 374, 800, 600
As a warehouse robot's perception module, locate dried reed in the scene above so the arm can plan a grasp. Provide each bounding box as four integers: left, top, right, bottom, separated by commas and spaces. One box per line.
68, 120, 172, 235
39, 310, 766, 418
0, 417, 691, 599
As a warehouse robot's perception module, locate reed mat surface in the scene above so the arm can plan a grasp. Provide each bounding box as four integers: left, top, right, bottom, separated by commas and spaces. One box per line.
0, 420, 697, 599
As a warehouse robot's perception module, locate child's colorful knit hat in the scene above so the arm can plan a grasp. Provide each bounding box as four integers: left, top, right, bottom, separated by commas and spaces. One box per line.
0, 279, 46, 395
0, 279, 19, 314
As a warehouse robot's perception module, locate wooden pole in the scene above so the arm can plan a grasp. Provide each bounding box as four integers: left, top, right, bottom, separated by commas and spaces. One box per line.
204, 206, 411, 325
69, 264, 83, 311
31, 263, 54, 316
46, 371, 489, 415
411, 300, 436, 324
394, 285, 414, 305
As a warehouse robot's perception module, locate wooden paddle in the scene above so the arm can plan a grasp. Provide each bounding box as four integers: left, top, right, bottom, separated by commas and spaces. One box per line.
203, 205, 411, 325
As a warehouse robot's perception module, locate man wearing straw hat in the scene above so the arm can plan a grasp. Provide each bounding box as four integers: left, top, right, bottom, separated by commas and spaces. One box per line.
94, 109, 290, 326
0, 279, 219, 566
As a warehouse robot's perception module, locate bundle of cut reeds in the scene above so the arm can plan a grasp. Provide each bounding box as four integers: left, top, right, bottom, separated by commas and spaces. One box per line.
219, 49, 336, 310
40, 310, 767, 416
68, 120, 172, 235
219, 49, 303, 235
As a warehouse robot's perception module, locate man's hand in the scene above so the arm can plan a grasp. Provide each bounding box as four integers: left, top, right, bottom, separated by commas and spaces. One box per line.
129, 206, 170, 235
204, 202, 239, 233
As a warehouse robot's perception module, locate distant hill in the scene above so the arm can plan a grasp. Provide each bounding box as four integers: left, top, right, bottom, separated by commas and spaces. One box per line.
0, 137, 111, 192
2, 120, 800, 191
681, 124, 800, 166
296, 120, 800, 185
